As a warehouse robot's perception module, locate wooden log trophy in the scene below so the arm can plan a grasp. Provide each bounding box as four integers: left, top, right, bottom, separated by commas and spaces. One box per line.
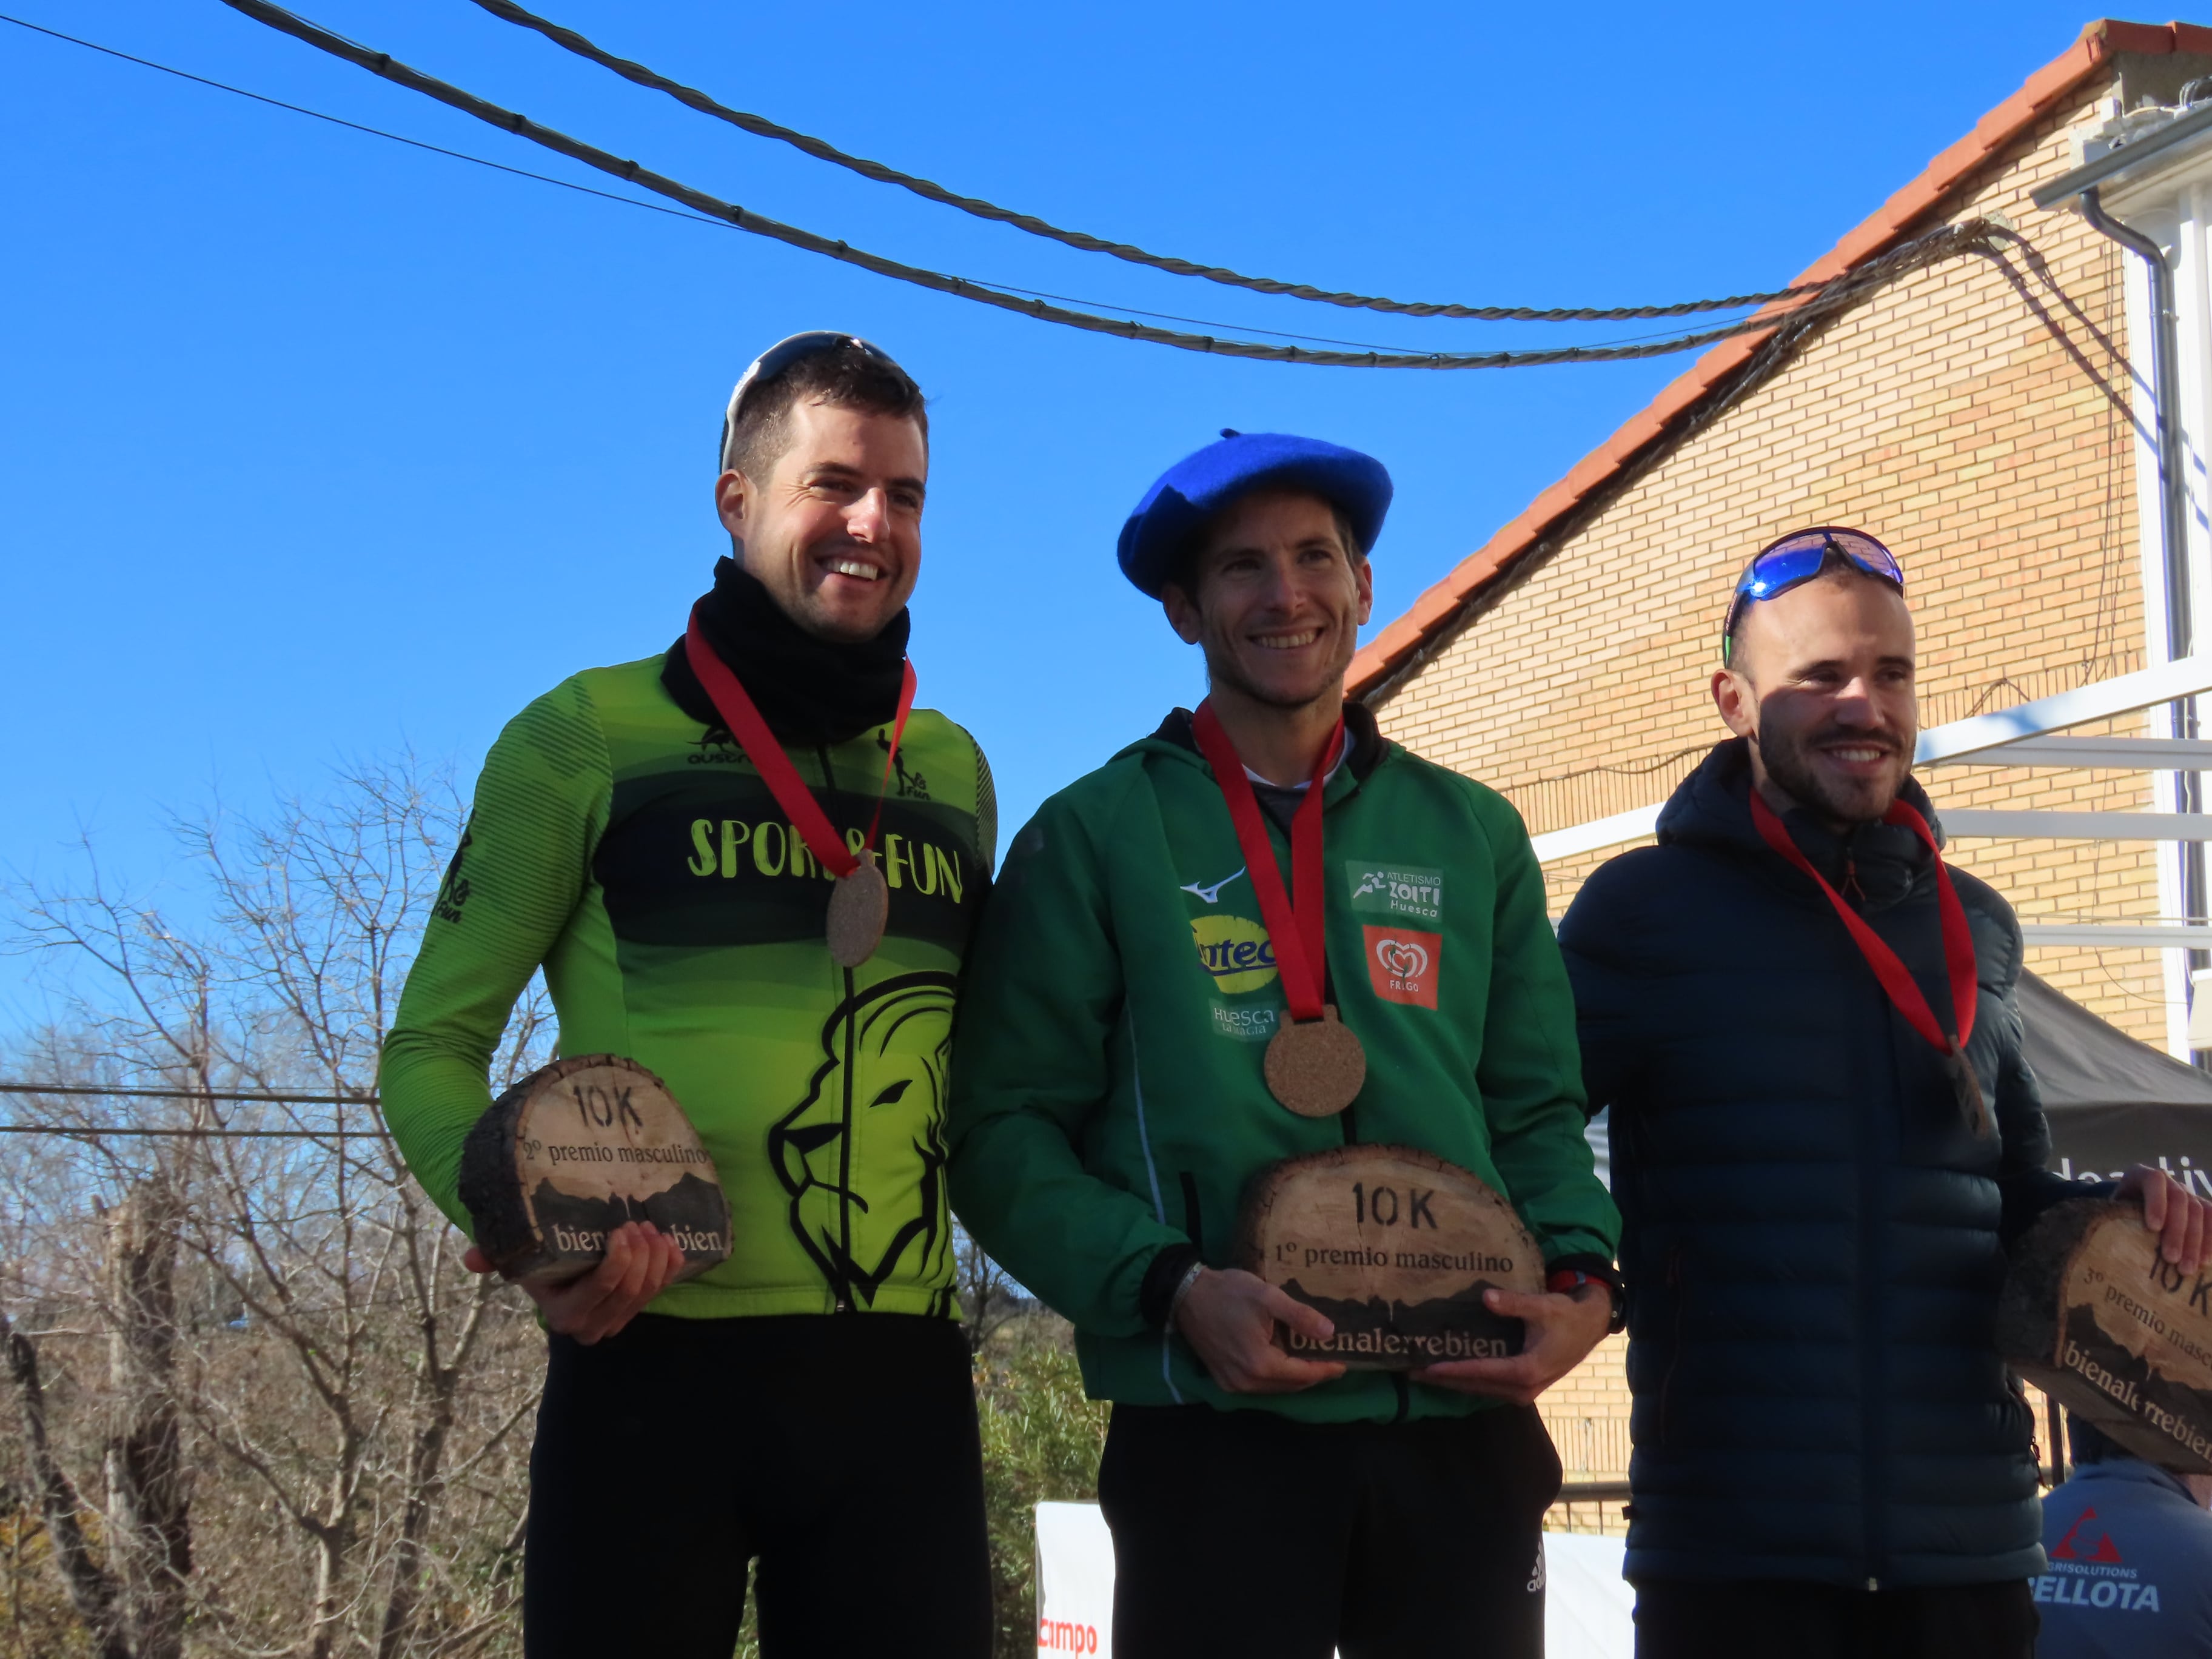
1238, 1145, 1541, 1367
459, 1054, 731, 1287
1999, 1196, 2212, 1472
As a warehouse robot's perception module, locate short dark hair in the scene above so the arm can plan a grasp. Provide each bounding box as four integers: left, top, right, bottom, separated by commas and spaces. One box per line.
721, 342, 928, 483
1163, 494, 1366, 602
2067, 1415, 2126, 1467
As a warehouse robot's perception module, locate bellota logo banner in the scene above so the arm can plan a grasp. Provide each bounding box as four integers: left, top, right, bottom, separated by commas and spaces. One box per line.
1364, 925, 1441, 1008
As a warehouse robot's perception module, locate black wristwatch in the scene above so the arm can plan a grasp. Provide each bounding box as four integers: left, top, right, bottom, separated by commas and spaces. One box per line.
1546, 1265, 1627, 1334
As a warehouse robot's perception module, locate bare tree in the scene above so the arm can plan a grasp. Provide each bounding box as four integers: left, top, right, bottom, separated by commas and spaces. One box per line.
954, 1225, 1026, 1357
1, 754, 552, 1658
99, 1181, 190, 1659
1, 1302, 127, 1659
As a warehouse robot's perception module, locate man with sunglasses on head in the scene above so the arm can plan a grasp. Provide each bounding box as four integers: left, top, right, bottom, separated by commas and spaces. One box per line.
381, 333, 994, 1658
1559, 527, 2212, 1659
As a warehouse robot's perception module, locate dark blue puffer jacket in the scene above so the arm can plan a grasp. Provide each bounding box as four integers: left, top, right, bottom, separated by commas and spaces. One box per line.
1560, 739, 2092, 1589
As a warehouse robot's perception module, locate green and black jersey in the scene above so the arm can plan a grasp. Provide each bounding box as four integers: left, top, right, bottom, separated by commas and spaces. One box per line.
381, 652, 994, 1320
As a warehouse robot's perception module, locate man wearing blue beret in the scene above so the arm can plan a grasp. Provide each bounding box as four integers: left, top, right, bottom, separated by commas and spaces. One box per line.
949, 431, 1621, 1656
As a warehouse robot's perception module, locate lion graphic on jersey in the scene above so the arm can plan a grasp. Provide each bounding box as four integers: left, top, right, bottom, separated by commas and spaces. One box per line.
768, 971, 957, 1309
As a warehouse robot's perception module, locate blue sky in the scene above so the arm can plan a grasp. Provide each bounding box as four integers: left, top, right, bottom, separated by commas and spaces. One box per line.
1, 0, 2125, 1026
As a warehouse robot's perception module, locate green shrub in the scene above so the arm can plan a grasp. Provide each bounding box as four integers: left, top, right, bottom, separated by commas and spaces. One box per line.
976, 1326, 1111, 1659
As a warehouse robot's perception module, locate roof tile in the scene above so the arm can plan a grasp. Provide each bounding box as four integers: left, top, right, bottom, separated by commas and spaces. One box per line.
1352, 18, 2196, 697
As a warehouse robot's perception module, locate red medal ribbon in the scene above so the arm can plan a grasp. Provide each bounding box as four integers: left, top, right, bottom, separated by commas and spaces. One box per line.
1748, 789, 1978, 1059
1190, 702, 1346, 1025
683, 605, 917, 877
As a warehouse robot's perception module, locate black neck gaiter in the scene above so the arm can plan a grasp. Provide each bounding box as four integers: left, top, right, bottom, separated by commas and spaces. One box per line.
661, 556, 911, 746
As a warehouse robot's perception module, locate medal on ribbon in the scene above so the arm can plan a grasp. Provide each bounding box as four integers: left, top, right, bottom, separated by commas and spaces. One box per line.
683, 608, 916, 968
1190, 702, 1366, 1118
1748, 790, 1988, 1135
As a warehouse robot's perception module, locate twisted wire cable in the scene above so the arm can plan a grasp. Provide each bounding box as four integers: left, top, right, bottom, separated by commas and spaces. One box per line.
465, 0, 1821, 324
217, 0, 2000, 370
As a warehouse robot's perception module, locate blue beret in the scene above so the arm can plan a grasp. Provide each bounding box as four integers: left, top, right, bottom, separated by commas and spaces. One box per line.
1117, 429, 1393, 597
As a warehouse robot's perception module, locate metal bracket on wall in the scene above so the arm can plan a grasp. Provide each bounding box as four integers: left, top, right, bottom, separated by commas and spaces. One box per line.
1529, 655, 2212, 864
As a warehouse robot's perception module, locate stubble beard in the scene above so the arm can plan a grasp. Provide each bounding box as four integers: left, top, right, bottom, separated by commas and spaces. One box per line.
1756, 724, 1908, 827
1198, 619, 1352, 714
779, 536, 905, 643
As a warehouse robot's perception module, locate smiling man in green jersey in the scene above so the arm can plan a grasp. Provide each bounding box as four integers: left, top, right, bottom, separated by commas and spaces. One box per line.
948, 431, 1621, 1659
381, 333, 994, 1659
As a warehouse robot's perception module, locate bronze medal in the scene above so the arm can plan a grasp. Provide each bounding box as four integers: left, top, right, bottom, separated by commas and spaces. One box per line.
682, 611, 917, 972
1947, 1041, 1989, 1137
825, 854, 890, 968
1748, 793, 1992, 1144
1262, 1005, 1367, 1118
1188, 704, 1359, 1122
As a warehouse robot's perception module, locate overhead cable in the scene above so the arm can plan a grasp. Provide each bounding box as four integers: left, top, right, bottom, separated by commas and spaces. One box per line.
464, 0, 1819, 325
0, 13, 1679, 359
0, 1124, 364, 1139
213, 1, 2000, 370
1, 10, 1814, 352
0, 1081, 383, 1138
0, 15, 1464, 358
0, 12, 747, 228
0, 1082, 373, 1105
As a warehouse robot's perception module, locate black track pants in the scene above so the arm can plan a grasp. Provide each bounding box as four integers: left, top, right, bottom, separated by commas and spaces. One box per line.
1097, 1401, 1561, 1659
522, 1312, 991, 1659
1632, 1578, 2039, 1659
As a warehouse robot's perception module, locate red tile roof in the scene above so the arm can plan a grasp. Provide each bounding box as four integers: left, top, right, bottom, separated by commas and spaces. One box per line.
1350, 18, 2212, 699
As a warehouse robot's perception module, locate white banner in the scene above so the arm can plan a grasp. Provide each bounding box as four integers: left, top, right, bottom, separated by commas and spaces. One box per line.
1541, 1530, 1636, 1659
1035, 1502, 1113, 1655
1035, 1502, 1632, 1658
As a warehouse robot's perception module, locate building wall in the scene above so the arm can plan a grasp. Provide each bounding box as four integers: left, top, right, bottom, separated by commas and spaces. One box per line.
1382, 75, 2173, 1534
1374, 78, 2171, 1046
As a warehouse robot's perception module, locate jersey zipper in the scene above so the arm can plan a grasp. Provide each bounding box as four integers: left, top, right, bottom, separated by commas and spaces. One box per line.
820, 739, 857, 1315
835, 960, 857, 1314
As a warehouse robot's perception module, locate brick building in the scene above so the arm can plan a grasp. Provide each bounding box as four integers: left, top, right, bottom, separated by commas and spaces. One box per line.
1343, 20, 2212, 1526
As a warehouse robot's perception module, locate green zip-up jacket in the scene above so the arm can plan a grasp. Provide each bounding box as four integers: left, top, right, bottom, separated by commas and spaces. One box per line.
947, 706, 1617, 1421
381, 652, 993, 1320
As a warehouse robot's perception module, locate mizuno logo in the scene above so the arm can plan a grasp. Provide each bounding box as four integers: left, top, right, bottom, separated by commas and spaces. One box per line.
1181, 867, 1247, 903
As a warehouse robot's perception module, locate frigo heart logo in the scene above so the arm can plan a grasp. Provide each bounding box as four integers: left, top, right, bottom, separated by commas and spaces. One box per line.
1361, 923, 1441, 1008
1375, 937, 1429, 981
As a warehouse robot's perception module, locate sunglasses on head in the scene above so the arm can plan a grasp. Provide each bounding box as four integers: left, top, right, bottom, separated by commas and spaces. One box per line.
1720, 527, 1905, 664
718, 331, 914, 472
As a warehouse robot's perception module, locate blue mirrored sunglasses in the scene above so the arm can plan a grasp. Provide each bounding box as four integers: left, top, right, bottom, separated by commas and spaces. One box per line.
1721, 527, 1905, 663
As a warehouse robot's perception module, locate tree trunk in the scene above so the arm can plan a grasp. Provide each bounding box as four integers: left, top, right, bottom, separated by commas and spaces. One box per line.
306, 1461, 360, 1659
101, 1181, 192, 1659
373, 1392, 454, 1659
0, 1309, 130, 1659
